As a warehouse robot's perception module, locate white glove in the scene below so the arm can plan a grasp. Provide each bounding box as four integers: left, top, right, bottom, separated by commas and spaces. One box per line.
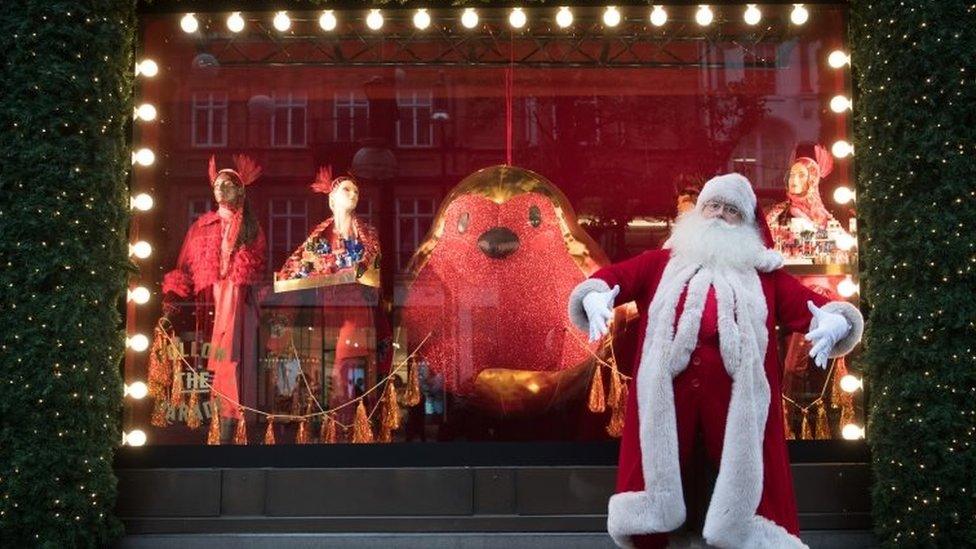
804, 300, 851, 369
583, 285, 619, 343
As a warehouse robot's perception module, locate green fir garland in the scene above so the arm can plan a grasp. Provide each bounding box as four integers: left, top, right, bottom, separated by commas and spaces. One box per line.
851, 1, 976, 547
0, 1, 134, 547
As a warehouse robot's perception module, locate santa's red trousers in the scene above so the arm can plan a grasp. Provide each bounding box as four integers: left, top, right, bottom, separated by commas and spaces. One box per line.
623, 287, 786, 549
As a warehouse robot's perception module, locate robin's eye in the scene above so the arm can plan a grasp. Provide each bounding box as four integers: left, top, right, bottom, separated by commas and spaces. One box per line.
529, 205, 542, 228
457, 212, 470, 234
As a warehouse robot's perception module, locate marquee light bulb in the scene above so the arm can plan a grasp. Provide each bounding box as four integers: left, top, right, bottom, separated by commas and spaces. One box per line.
830, 95, 852, 113
134, 103, 157, 121
180, 13, 199, 34
131, 193, 154, 211
130, 241, 152, 259
123, 429, 147, 446
832, 139, 854, 158
842, 424, 865, 440
839, 375, 863, 393
695, 5, 714, 27
791, 4, 809, 25
837, 277, 859, 298
128, 286, 151, 304
744, 4, 762, 25
833, 186, 855, 204
127, 334, 150, 352
133, 148, 155, 166
126, 382, 149, 400
319, 10, 338, 31
556, 7, 573, 28
828, 50, 850, 68
137, 59, 158, 77
227, 12, 245, 33
413, 9, 431, 30
650, 6, 668, 27
510, 8, 527, 29
367, 9, 384, 30
273, 11, 291, 32
461, 8, 479, 29
603, 6, 622, 27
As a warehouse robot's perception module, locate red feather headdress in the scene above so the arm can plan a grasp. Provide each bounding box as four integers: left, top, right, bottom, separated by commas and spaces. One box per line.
208, 154, 262, 187
310, 165, 355, 194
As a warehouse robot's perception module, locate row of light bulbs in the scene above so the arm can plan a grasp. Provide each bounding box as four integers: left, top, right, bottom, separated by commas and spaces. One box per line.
179, 4, 815, 35
125, 59, 160, 448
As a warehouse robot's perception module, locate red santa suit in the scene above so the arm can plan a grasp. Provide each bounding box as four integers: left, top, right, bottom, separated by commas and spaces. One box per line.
568, 174, 863, 548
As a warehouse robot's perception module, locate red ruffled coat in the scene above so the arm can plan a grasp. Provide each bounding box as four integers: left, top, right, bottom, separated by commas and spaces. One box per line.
163, 211, 266, 297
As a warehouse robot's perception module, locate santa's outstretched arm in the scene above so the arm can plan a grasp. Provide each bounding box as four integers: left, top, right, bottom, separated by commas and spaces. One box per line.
567, 250, 658, 340
772, 269, 864, 367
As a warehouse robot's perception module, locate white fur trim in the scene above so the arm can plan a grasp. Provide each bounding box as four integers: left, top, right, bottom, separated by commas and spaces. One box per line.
607, 490, 686, 548
567, 278, 611, 332
812, 301, 864, 358
696, 173, 757, 223
754, 249, 784, 272
740, 516, 810, 549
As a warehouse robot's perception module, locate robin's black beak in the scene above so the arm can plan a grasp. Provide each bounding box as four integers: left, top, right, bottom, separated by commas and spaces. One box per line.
478, 227, 520, 259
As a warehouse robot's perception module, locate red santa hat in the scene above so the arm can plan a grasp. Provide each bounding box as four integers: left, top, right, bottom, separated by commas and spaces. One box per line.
696, 172, 775, 248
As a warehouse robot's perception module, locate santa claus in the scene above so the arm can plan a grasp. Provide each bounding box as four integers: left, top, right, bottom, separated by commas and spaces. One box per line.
568, 173, 863, 548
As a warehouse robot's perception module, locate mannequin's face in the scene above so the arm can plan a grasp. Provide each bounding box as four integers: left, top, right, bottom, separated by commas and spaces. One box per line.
213, 173, 244, 207
329, 179, 359, 213
787, 163, 811, 196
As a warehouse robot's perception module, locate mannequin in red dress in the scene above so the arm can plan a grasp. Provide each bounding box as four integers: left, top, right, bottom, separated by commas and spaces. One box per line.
162, 155, 266, 442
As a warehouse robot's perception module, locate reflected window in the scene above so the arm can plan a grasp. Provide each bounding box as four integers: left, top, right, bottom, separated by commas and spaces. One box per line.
191, 92, 227, 148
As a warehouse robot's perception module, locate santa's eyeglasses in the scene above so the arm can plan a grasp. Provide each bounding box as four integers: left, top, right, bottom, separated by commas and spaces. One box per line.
702, 200, 741, 217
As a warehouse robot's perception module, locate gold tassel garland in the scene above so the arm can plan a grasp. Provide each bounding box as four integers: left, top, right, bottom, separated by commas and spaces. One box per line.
587, 364, 606, 413
320, 415, 338, 444
404, 359, 421, 407
352, 401, 374, 444
186, 391, 202, 429
296, 419, 310, 444
169, 362, 184, 409
783, 399, 796, 440
264, 416, 276, 445
800, 408, 813, 440
382, 381, 401, 431
606, 383, 627, 437
150, 399, 168, 428
233, 410, 248, 445
206, 399, 221, 445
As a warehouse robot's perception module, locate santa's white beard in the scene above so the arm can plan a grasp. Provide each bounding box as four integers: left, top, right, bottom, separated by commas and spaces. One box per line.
667, 211, 765, 271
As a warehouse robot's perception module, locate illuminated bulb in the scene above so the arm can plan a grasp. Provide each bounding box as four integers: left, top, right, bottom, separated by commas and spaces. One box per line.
366, 9, 384, 30
837, 277, 858, 298
603, 6, 622, 27
127, 334, 150, 352
461, 8, 479, 29
828, 50, 850, 68
835, 233, 857, 252
131, 193, 154, 211
130, 241, 152, 259
556, 7, 573, 28
695, 5, 714, 26
830, 95, 852, 113
744, 4, 761, 25
273, 11, 291, 32
124, 429, 147, 446
227, 12, 245, 33
839, 375, 863, 393
126, 382, 149, 400
841, 424, 865, 440
790, 4, 809, 25
137, 59, 158, 77
650, 5, 668, 27
319, 10, 338, 31
134, 103, 157, 121
832, 139, 853, 158
128, 286, 151, 304
180, 13, 199, 34
833, 186, 855, 204
413, 9, 431, 30
133, 148, 155, 166
509, 7, 527, 29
